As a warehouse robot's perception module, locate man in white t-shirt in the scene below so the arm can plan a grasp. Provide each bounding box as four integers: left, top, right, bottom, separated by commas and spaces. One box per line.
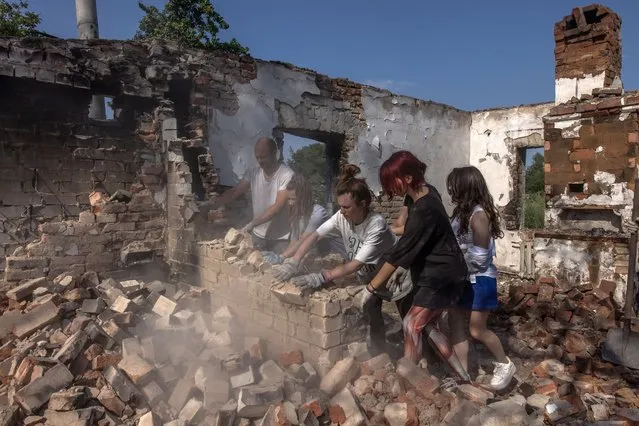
213, 138, 294, 253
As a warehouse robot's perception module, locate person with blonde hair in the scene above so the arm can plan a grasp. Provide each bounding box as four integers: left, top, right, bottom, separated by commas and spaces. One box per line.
262, 173, 344, 264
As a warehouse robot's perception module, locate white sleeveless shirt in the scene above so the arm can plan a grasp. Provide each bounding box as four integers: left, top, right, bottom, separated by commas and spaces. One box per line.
450, 205, 497, 283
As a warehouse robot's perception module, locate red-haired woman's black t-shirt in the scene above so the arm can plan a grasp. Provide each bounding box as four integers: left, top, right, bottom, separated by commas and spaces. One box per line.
390, 186, 468, 308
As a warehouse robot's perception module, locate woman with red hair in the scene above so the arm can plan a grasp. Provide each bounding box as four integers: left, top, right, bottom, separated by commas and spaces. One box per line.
363, 151, 471, 381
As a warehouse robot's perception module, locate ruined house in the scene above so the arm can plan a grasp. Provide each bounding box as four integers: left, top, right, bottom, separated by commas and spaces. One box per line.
0, 3, 636, 376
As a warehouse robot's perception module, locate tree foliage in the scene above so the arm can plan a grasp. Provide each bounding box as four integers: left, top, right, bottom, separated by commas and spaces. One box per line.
287, 143, 327, 206
525, 152, 545, 194
135, 0, 248, 54
0, 0, 40, 37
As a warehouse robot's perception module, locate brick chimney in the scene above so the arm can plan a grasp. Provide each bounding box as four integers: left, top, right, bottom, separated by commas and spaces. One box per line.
554, 4, 621, 104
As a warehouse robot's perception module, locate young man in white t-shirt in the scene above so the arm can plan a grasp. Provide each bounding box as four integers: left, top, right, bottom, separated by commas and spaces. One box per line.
213, 138, 294, 253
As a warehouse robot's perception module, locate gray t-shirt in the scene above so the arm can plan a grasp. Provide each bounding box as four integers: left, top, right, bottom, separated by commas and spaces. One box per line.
244, 164, 294, 240
316, 210, 397, 283
292, 204, 346, 257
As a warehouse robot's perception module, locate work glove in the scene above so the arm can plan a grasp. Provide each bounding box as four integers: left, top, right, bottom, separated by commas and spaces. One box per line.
272, 258, 302, 281
262, 251, 285, 265
353, 286, 377, 313
291, 272, 327, 292
241, 221, 255, 233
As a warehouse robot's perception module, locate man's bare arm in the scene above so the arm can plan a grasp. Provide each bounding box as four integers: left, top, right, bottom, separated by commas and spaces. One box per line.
214, 180, 250, 208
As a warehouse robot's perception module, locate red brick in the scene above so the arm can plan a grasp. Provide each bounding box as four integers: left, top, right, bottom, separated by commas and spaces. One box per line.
574, 163, 581, 172
304, 399, 324, 417
544, 141, 551, 151
279, 350, 303, 368
628, 158, 636, 168
597, 98, 622, 110
523, 284, 539, 294
535, 379, 558, 396
539, 276, 556, 285
537, 284, 555, 303
629, 133, 639, 144
569, 149, 595, 161
572, 139, 583, 149
598, 279, 617, 295
576, 103, 597, 113
544, 163, 552, 173
556, 310, 573, 323
328, 405, 346, 424
626, 96, 639, 106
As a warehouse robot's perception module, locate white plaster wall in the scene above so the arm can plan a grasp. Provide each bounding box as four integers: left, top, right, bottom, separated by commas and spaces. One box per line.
555, 72, 606, 104
353, 88, 471, 211
533, 238, 625, 306
469, 103, 553, 273
208, 61, 321, 185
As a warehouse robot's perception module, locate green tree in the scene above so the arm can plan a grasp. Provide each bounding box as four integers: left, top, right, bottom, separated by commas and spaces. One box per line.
287, 143, 326, 205
0, 0, 40, 37
525, 152, 545, 194
135, 0, 248, 54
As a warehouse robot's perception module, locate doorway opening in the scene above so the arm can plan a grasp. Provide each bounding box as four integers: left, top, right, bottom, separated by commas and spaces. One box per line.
280, 130, 343, 214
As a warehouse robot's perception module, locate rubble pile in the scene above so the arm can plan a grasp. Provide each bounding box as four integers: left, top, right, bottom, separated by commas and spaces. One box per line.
504, 276, 623, 361
0, 229, 638, 425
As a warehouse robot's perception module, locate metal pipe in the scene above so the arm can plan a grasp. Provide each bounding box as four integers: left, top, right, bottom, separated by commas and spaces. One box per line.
75, 0, 105, 119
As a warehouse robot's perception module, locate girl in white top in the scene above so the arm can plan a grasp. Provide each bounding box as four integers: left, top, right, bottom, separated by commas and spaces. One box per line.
446, 166, 516, 391
271, 165, 399, 355
271, 165, 396, 288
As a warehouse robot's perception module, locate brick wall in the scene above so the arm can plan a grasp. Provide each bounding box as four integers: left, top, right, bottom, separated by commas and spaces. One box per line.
2, 99, 168, 282
544, 108, 638, 199
554, 5, 621, 83
196, 231, 366, 375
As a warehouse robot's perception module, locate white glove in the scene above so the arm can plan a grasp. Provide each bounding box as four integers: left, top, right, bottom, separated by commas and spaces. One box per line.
272, 258, 302, 281
353, 286, 376, 312
385, 267, 413, 302
241, 221, 255, 233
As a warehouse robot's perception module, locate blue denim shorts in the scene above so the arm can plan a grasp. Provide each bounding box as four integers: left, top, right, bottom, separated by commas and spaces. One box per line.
458, 276, 498, 311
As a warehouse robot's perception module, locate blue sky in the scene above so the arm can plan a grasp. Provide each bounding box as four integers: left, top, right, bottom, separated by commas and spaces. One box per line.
28, 0, 639, 163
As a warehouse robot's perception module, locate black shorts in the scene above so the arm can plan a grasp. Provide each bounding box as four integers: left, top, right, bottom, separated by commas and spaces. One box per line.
410, 280, 469, 310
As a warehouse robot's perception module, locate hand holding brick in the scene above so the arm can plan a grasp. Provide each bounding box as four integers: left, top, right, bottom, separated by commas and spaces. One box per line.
272, 258, 302, 281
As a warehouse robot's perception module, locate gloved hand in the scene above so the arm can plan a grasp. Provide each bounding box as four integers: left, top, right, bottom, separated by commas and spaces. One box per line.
353, 286, 376, 312
241, 221, 255, 233
272, 258, 301, 281
386, 267, 408, 293
262, 251, 285, 265
291, 272, 327, 292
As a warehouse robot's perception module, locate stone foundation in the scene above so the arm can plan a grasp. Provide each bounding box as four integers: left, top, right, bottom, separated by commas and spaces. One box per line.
195, 231, 366, 376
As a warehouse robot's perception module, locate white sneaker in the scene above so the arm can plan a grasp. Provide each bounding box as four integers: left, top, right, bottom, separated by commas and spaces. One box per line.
490, 357, 516, 390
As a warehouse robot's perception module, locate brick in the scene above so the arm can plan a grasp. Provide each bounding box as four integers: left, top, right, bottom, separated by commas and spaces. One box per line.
103, 366, 144, 404
92, 353, 122, 370
279, 349, 303, 368
138, 411, 163, 426
544, 163, 551, 173
179, 397, 204, 423
15, 364, 74, 414
118, 354, 154, 385
237, 384, 284, 419
152, 295, 177, 317
569, 149, 595, 161
13, 301, 60, 338
97, 386, 126, 416
319, 357, 360, 397
6, 277, 46, 301
168, 377, 196, 412
54, 330, 89, 364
